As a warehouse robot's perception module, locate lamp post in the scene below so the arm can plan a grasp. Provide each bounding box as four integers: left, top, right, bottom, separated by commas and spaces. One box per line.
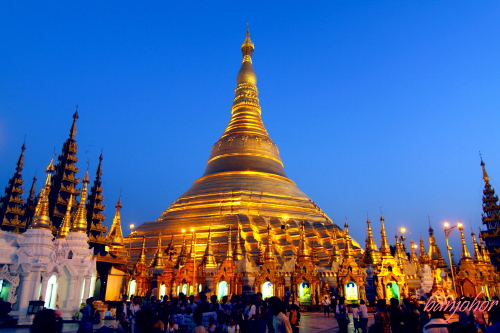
443, 221, 461, 291
191, 228, 196, 295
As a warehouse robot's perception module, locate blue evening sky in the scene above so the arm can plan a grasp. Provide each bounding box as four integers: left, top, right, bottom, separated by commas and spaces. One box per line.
1, 1, 499, 257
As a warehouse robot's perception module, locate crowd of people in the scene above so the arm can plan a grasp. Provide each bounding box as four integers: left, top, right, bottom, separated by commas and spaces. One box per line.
28, 293, 500, 333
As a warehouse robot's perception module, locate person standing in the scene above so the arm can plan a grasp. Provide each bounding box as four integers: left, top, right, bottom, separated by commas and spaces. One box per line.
335, 297, 349, 333
130, 296, 141, 333
374, 299, 391, 333
268, 296, 292, 333
77, 298, 94, 333
288, 304, 300, 333
423, 311, 448, 333
322, 297, 331, 317
359, 300, 369, 333
352, 304, 360, 333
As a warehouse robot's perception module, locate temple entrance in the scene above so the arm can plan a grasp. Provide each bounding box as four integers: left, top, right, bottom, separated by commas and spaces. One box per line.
345, 282, 358, 302
262, 282, 274, 299
159, 284, 166, 297
218, 281, 228, 300
93, 279, 102, 299
0, 279, 10, 302
299, 282, 311, 305
44, 275, 57, 309
129, 280, 137, 299
182, 284, 188, 295
386, 282, 400, 301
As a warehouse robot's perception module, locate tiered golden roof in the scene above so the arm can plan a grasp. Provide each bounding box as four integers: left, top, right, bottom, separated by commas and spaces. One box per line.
131, 29, 357, 266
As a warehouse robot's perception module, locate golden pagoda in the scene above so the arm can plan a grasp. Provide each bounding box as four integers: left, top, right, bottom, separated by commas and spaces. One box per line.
130, 29, 359, 268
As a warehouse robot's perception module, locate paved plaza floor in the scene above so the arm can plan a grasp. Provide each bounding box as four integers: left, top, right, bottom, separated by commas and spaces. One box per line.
1, 312, 375, 333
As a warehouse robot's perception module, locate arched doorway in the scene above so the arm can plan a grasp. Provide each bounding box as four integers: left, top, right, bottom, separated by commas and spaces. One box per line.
159, 284, 166, 298
298, 282, 311, 304
262, 281, 274, 299
386, 282, 400, 301
218, 281, 228, 300
129, 280, 137, 299
345, 282, 358, 302
0, 279, 11, 302
44, 275, 57, 309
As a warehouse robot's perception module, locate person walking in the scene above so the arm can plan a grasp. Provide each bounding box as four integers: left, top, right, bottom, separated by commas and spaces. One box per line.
352, 304, 360, 333
322, 297, 331, 317
77, 297, 94, 333
130, 296, 141, 333
335, 297, 349, 333
359, 300, 369, 333
288, 304, 300, 333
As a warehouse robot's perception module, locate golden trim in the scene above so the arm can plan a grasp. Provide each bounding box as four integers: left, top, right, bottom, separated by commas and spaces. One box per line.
194, 171, 295, 184
207, 153, 284, 166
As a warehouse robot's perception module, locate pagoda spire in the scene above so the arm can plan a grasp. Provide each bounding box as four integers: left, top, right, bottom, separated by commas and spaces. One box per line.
0, 142, 27, 232
226, 225, 233, 259
330, 228, 341, 263
458, 224, 472, 262
71, 171, 89, 233
201, 228, 217, 270
188, 232, 196, 259
57, 194, 73, 238
32, 159, 55, 230
49, 111, 80, 232
419, 237, 429, 265
133, 236, 149, 277
86, 153, 108, 246
150, 233, 165, 271
264, 221, 276, 262
24, 175, 37, 226
379, 215, 391, 257
298, 220, 311, 259
233, 224, 243, 260
363, 218, 381, 265
409, 239, 418, 263
427, 223, 447, 268
479, 231, 490, 263
107, 196, 124, 246
343, 221, 354, 258
201, 27, 287, 179
176, 231, 188, 267
138, 236, 147, 264
471, 231, 483, 263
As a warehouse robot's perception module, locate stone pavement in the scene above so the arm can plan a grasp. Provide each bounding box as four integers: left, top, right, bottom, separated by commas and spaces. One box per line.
1, 312, 375, 333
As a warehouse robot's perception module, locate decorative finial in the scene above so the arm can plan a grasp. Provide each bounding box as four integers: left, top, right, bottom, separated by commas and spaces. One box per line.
241, 24, 254, 62
70, 107, 79, 139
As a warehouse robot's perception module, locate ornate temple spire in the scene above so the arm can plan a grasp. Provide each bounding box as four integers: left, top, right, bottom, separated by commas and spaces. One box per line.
201, 228, 217, 270
226, 225, 233, 259
24, 175, 37, 226
298, 220, 311, 259
71, 171, 89, 233
164, 234, 176, 259
86, 153, 108, 245
32, 159, 55, 230
201, 27, 287, 179
264, 222, 276, 262
394, 234, 407, 262
427, 223, 447, 268
150, 233, 165, 270
49, 111, 80, 231
343, 221, 354, 258
233, 224, 243, 260
458, 224, 472, 262
70, 109, 78, 139
257, 241, 265, 265
480, 157, 500, 231
176, 231, 188, 267
479, 231, 490, 263
365, 218, 378, 252
133, 236, 149, 277
107, 196, 124, 246
330, 228, 341, 263
57, 194, 73, 238
0, 142, 27, 232
410, 239, 418, 263
379, 215, 391, 256
188, 232, 196, 259
138, 236, 147, 264
471, 231, 483, 264
419, 237, 429, 265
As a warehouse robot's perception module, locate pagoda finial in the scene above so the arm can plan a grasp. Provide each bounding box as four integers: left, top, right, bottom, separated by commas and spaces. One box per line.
188, 231, 196, 259
226, 225, 233, 259
419, 237, 429, 265
343, 221, 354, 258
107, 195, 124, 246
32, 159, 55, 229
138, 236, 147, 265
379, 214, 391, 256
16, 142, 26, 173
149, 233, 165, 270
241, 23, 254, 63
471, 231, 483, 263
71, 170, 89, 233
265, 219, 275, 261
410, 239, 418, 263
330, 228, 341, 263
480, 153, 489, 184
458, 223, 472, 262
299, 220, 310, 258
233, 223, 243, 260
237, 25, 257, 85
70, 107, 79, 139
57, 194, 73, 238
202, 227, 217, 270
28, 175, 37, 200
